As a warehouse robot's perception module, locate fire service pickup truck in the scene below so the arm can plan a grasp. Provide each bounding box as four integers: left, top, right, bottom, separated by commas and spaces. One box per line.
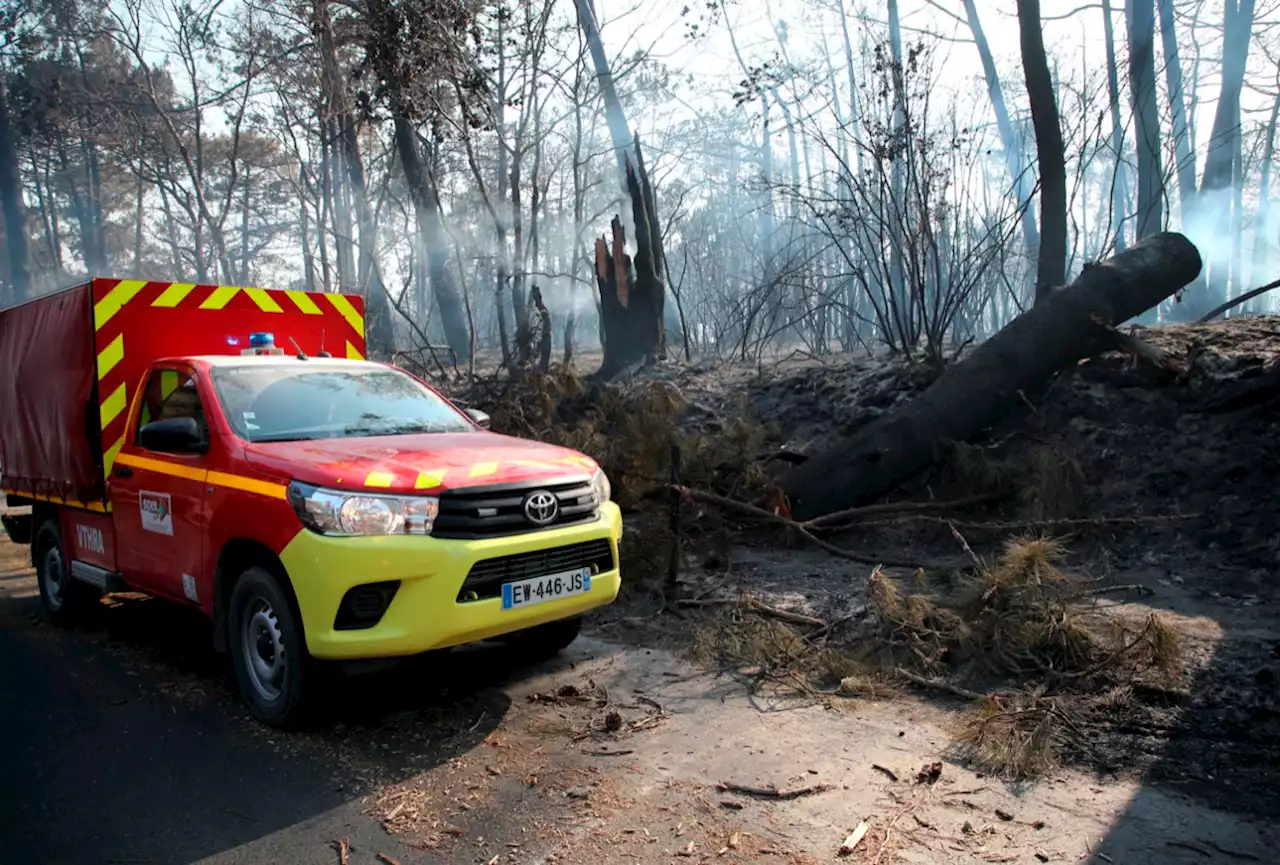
0, 278, 621, 727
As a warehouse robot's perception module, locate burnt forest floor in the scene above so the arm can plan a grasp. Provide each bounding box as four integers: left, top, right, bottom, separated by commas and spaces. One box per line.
3, 317, 1279, 865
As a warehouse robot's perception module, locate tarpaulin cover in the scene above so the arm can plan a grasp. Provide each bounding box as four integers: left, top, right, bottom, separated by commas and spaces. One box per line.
0, 283, 103, 505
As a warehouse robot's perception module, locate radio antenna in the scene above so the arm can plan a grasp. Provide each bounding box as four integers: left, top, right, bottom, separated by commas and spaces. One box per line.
317, 327, 332, 358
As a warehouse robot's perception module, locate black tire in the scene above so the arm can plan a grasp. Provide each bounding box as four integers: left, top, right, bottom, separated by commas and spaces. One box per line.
34, 519, 98, 624
227, 567, 313, 728
504, 615, 583, 660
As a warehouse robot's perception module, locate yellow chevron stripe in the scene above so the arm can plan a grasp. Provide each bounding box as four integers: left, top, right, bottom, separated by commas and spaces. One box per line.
345, 340, 364, 360
102, 435, 125, 476
285, 291, 323, 315
151, 283, 196, 307
245, 287, 283, 313
94, 280, 147, 330
200, 286, 240, 310
207, 470, 288, 500
364, 471, 396, 488
414, 469, 447, 489
97, 334, 124, 380
327, 293, 365, 338
468, 462, 499, 478
99, 382, 128, 429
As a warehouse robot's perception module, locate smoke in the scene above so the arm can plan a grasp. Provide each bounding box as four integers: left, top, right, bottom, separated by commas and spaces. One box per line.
1180, 186, 1280, 301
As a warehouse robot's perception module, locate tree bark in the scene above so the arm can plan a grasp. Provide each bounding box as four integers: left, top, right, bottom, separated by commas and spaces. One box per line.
1125, 0, 1164, 241
594, 142, 666, 378
1157, 0, 1196, 216
1100, 0, 1130, 251
0, 78, 31, 303
1016, 0, 1067, 303
391, 108, 471, 361
781, 232, 1203, 519
963, 0, 1039, 257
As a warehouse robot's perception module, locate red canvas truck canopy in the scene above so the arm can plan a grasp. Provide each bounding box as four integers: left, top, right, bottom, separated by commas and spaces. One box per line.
0, 278, 366, 509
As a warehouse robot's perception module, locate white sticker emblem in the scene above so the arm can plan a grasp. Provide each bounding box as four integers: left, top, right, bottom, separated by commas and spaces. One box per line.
140, 491, 174, 536
182, 574, 199, 603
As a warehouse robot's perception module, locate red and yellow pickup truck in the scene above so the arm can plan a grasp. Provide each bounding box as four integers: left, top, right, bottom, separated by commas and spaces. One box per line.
0, 278, 621, 727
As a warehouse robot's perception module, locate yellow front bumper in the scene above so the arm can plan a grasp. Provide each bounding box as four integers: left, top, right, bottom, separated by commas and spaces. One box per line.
280, 502, 623, 660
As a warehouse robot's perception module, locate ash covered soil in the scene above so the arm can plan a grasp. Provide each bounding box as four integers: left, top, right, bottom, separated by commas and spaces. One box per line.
588, 315, 1280, 823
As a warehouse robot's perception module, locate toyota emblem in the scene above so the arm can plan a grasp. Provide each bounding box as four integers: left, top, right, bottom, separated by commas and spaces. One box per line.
522, 490, 560, 526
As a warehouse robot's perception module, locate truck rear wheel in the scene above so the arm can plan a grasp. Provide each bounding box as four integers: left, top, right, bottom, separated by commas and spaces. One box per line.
504, 615, 583, 661
228, 567, 313, 728
35, 519, 98, 623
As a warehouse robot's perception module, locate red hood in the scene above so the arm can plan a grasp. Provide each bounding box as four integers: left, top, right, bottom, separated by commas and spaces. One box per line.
242, 431, 599, 494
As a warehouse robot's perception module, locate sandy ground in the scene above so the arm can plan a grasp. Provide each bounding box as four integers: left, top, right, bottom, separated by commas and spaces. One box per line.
2, 531, 1276, 865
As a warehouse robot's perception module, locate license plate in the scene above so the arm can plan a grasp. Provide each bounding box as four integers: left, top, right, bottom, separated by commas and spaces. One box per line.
501, 567, 592, 610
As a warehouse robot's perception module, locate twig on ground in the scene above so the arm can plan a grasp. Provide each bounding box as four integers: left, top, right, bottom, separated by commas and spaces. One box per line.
333, 839, 349, 865
716, 781, 834, 800
375, 855, 402, 865
671, 485, 929, 568
871, 764, 899, 782
839, 822, 869, 855
894, 668, 985, 701
946, 521, 984, 570
1087, 583, 1154, 597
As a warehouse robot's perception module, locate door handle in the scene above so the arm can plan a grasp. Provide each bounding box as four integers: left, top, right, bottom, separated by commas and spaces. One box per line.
113, 465, 133, 479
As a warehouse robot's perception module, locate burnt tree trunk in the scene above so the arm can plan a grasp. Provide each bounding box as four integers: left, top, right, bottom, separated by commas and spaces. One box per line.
781, 232, 1203, 519
594, 140, 666, 379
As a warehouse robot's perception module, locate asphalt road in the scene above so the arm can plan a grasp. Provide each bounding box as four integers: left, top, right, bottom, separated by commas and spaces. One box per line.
0, 541, 531, 865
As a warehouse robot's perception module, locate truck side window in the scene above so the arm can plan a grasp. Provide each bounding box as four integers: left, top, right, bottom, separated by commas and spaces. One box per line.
137, 369, 207, 441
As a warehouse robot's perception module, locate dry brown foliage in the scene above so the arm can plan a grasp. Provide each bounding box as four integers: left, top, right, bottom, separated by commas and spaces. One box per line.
458, 369, 778, 511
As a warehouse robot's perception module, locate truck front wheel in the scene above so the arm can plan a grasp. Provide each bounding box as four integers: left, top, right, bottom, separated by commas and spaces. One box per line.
228, 567, 312, 728
35, 519, 98, 623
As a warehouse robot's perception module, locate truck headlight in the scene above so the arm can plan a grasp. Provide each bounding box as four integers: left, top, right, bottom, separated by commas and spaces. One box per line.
590, 469, 612, 505
288, 482, 439, 536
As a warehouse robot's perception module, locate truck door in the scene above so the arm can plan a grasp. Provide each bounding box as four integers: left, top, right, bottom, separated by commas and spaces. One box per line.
109, 366, 209, 604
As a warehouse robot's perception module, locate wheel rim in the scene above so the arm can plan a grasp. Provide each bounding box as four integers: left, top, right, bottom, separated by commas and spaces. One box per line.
42, 543, 67, 610
240, 596, 287, 703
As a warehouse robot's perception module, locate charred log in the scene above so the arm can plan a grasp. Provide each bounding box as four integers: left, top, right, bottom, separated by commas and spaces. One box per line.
781, 232, 1203, 520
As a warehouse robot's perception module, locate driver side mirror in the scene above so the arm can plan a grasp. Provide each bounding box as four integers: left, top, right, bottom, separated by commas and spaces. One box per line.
139, 417, 207, 454
464, 407, 491, 430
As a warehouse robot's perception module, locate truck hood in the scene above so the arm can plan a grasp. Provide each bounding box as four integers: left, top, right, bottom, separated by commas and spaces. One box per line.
243, 432, 598, 494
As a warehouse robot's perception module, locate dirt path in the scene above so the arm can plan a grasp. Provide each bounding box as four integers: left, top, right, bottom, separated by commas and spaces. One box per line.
3, 530, 1277, 865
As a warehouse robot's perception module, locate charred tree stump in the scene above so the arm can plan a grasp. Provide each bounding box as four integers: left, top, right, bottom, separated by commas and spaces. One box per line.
781, 232, 1203, 520
595, 139, 666, 379
530, 284, 552, 373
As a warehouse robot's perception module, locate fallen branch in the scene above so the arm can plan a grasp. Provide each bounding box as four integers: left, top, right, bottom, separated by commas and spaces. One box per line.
1197, 276, 1280, 323
1098, 325, 1186, 373
676, 596, 827, 628
1087, 583, 1154, 597
671, 485, 929, 568
894, 668, 985, 701
804, 493, 1006, 530
333, 839, 350, 865
716, 781, 834, 800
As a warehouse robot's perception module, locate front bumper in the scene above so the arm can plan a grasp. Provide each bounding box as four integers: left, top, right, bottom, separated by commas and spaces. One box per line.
279, 502, 623, 660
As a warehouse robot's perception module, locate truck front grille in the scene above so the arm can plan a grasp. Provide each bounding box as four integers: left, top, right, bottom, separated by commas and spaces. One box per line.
431, 476, 599, 540
457, 539, 615, 602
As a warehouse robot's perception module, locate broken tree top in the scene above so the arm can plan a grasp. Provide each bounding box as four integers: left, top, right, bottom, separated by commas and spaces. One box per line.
781, 232, 1203, 521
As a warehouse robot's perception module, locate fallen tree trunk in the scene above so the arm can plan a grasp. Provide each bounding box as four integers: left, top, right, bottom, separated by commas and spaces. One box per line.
781, 232, 1202, 520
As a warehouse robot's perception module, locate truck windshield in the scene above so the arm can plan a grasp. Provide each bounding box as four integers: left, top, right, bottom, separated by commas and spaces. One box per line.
210, 364, 475, 442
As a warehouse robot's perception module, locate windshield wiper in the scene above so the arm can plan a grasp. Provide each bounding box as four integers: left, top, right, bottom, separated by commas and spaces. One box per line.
251, 432, 324, 443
